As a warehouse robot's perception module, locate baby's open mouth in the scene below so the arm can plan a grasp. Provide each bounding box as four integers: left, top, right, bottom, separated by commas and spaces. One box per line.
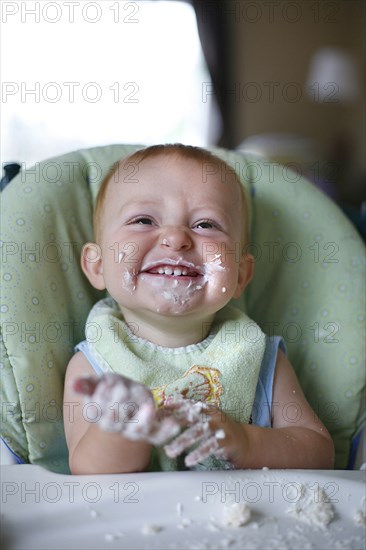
145, 265, 200, 277
138, 259, 208, 299
140, 260, 203, 279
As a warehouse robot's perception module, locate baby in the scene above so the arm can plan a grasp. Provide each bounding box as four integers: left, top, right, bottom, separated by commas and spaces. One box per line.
63, 144, 334, 474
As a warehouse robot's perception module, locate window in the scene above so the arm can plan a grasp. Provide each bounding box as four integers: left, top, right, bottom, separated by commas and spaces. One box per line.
1, 1, 216, 166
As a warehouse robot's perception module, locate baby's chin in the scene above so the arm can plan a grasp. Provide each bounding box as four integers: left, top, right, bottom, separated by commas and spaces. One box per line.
146, 295, 228, 324
120, 274, 232, 320
151, 297, 204, 317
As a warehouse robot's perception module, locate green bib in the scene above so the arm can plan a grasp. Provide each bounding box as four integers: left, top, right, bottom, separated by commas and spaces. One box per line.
86, 298, 266, 470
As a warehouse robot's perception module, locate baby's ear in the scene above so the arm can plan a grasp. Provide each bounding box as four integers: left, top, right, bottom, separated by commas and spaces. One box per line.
233, 253, 255, 299
81, 243, 106, 290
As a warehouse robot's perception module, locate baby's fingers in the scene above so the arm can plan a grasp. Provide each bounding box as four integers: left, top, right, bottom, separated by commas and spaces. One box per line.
162, 398, 207, 425
164, 421, 209, 458
185, 434, 224, 467
147, 418, 181, 446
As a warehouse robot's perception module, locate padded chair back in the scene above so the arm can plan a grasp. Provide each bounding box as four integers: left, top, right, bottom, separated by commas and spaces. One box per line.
1, 144, 365, 471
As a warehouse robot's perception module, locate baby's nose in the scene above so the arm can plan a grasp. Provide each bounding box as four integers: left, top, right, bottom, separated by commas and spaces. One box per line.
160, 226, 192, 251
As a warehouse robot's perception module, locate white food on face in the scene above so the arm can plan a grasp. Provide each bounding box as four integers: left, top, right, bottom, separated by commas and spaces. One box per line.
138, 255, 229, 307
160, 255, 227, 309
122, 268, 137, 293
138, 258, 208, 311
201, 254, 228, 296
222, 502, 251, 527
203, 254, 225, 276
160, 277, 207, 309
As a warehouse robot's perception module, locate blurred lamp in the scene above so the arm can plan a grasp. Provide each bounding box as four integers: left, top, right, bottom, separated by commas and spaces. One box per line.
305, 47, 360, 103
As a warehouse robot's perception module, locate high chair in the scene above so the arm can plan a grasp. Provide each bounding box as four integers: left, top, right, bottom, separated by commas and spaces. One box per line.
1, 144, 365, 472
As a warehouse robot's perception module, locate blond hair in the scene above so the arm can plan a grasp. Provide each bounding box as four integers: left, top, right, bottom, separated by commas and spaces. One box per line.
94, 144, 249, 246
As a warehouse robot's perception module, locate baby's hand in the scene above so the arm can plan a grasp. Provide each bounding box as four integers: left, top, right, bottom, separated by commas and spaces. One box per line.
74, 374, 180, 445
162, 398, 228, 467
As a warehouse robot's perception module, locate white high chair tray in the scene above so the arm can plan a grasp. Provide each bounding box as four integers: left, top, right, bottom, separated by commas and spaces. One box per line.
1, 466, 365, 550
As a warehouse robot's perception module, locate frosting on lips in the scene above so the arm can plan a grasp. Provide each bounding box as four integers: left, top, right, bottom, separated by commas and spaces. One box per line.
122, 255, 228, 304
144, 265, 200, 278
140, 258, 204, 279
137, 258, 207, 309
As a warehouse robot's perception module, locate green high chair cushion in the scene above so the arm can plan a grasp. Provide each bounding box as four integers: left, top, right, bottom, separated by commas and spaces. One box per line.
1, 144, 365, 472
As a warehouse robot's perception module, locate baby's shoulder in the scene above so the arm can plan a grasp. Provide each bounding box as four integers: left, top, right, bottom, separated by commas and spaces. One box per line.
65, 351, 95, 380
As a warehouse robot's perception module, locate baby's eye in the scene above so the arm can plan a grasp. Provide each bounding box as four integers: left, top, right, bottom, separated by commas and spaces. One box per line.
130, 217, 154, 225
194, 220, 217, 230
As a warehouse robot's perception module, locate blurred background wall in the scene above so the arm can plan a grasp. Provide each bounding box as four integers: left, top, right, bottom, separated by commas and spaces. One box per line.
228, 0, 365, 208
2, 0, 365, 224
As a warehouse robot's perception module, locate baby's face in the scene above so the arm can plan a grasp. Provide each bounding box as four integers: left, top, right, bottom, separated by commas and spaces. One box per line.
95, 154, 250, 323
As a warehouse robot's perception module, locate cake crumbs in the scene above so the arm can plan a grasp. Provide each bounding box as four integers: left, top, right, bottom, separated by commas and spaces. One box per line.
142, 523, 163, 535
177, 517, 193, 529
222, 502, 251, 527
287, 484, 334, 527
354, 496, 366, 526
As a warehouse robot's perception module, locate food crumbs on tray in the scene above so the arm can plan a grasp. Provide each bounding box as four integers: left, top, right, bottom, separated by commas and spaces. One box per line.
354, 496, 366, 525
104, 531, 124, 542
354, 509, 366, 525
222, 502, 251, 527
287, 484, 334, 527
207, 522, 220, 532
219, 537, 236, 549
177, 517, 193, 529
141, 523, 163, 535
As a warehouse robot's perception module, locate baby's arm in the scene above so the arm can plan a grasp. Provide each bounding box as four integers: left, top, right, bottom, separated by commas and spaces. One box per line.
63, 352, 178, 474
228, 349, 334, 469
165, 350, 335, 469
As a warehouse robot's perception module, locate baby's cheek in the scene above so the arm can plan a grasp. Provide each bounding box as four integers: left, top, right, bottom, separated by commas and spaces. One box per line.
206, 271, 236, 301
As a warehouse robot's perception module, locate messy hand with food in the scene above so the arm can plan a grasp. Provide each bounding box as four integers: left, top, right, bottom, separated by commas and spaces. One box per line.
162, 397, 238, 468
74, 373, 180, 445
